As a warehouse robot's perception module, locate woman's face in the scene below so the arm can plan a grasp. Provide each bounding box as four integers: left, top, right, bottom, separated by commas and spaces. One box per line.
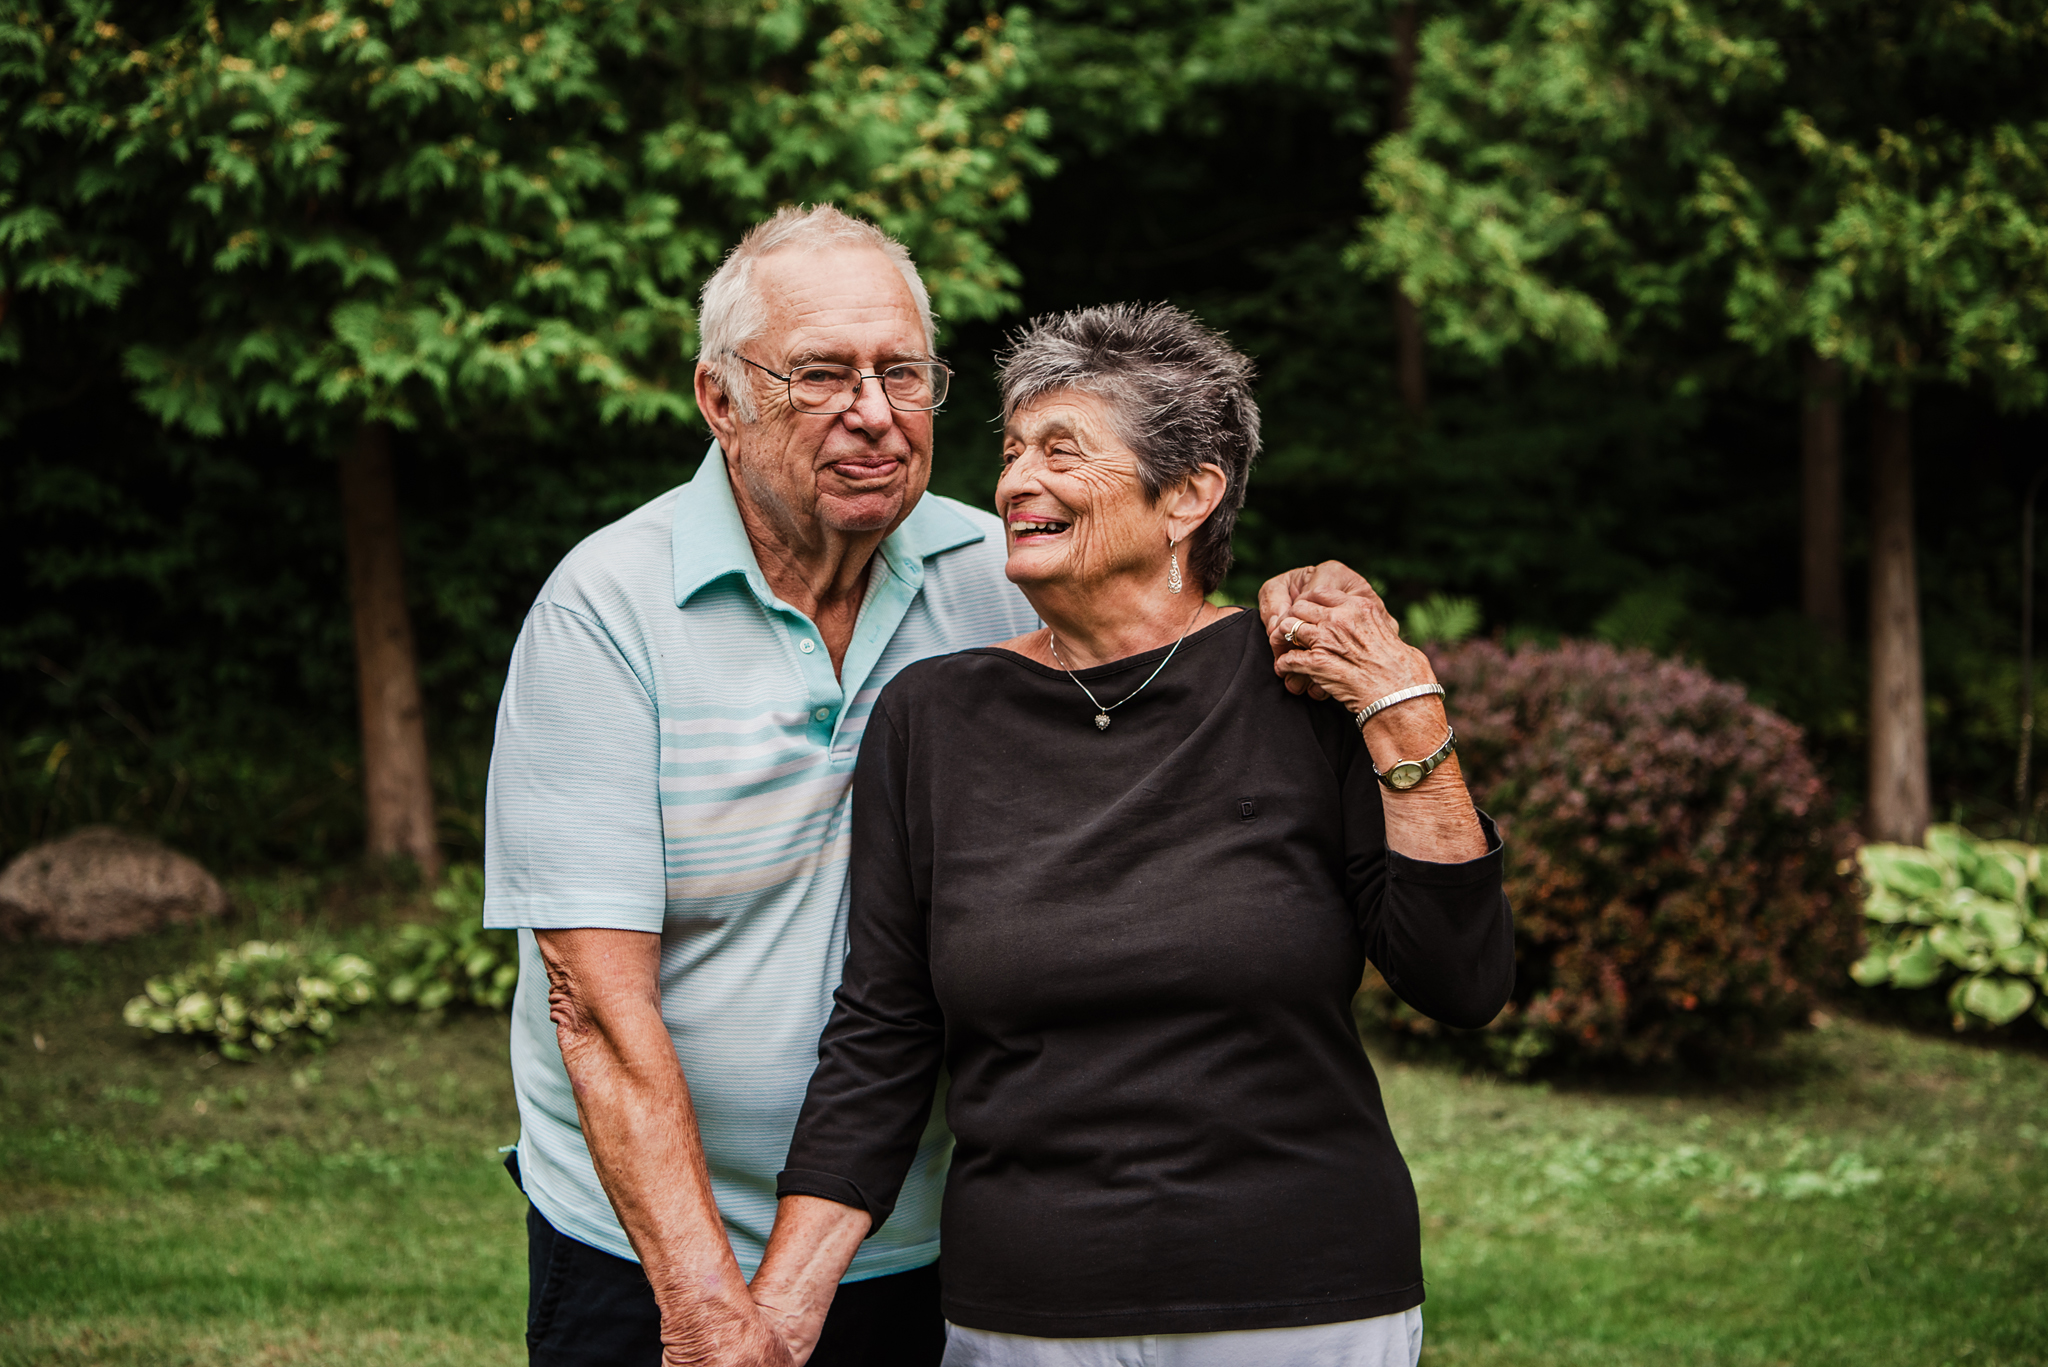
996, 392, 1167, 596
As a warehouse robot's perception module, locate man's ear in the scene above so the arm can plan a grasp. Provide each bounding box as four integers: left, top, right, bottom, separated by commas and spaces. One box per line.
695, 362, 742, 449
1166, 463, 1229, 542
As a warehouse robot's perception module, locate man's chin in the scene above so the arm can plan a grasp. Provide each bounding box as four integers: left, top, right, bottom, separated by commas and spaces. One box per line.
817, 487, 911, 536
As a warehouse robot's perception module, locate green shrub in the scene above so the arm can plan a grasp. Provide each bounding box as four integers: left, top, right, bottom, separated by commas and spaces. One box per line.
122, 865, 515, 1057
1852, 825, 2048, 1030
1358, 639, 1862, 1072
382, 865, 519, 1014
122, 940, 377, 1060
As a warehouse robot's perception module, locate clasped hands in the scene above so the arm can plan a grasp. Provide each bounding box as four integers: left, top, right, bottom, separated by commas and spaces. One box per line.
1257, 561, 1450, 759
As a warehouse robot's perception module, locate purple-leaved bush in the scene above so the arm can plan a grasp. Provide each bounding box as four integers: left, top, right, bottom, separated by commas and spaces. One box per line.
1360, 640, 1862, 1071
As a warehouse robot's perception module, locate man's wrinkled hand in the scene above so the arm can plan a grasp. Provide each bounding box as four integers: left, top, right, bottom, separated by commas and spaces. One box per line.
658, 1296, 798, 1367
1256, 561, 1377, 699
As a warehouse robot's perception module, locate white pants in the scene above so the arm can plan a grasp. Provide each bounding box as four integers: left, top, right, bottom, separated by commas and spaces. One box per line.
942, 1307, 1423, 1367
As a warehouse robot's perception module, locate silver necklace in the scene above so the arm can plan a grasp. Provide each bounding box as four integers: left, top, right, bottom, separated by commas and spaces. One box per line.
1047, 607, 1204, 731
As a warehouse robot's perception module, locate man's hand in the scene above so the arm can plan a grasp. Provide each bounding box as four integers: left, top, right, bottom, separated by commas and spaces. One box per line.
1255, 561, 1485, 863
537, 928, 795, 1367
658, 1300, 796, 1367
1258, 562, 1378, 699
1258, 561, 1425, 703
1260, 563, 1435, 716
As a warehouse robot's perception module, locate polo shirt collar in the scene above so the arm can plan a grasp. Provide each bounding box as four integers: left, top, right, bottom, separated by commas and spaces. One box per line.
672, 443, 987, 608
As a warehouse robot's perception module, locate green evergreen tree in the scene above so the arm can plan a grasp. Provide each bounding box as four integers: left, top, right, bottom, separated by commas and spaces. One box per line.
1357, 0, 2048, 841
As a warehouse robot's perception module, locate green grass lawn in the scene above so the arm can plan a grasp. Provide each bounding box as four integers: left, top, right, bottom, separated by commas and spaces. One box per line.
3, 902, 2046, 1366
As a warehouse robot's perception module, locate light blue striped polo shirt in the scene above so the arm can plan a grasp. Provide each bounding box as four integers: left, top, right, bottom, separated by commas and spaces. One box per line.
483, 445, 1037, 1279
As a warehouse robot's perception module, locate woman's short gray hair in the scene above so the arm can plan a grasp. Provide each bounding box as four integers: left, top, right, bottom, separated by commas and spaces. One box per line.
998, 303, 1260, 594
698, 205, 936, 423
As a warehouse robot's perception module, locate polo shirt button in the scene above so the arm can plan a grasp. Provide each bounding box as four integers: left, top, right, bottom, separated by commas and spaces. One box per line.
814, 707, 831, 722
798, 639, 816, 654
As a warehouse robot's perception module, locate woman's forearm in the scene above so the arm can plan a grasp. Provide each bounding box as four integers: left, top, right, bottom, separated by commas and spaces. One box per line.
1359, 698, 1487, 863
751, 1195, 874, 1364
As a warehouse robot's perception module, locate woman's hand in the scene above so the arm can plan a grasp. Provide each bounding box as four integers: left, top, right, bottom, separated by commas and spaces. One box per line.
748, 1195, 873, 1366
1258, 562, 1486, 862
1260, 562, 1436, 714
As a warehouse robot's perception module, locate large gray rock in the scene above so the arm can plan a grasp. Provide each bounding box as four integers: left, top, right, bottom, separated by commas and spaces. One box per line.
0, 826, 228, 943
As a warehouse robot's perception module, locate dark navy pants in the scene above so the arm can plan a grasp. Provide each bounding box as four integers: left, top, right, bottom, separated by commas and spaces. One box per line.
515, 1156, 943, 1367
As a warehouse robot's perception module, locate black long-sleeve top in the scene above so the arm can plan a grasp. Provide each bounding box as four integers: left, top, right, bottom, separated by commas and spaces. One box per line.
779, 608, 1514, 1338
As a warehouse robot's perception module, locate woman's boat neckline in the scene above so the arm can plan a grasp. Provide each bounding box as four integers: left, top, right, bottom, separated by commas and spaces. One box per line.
972, 605, 1251, 681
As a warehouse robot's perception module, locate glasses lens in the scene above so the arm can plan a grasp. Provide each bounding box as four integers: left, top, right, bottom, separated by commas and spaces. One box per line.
787, 364, 859, 413
883, 363, 949, 411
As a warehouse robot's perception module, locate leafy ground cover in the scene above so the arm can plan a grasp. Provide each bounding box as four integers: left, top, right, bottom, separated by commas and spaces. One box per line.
3, 889, 2046, 1366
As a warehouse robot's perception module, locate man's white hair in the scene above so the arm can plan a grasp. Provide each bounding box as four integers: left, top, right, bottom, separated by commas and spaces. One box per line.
697, 205, 936, 423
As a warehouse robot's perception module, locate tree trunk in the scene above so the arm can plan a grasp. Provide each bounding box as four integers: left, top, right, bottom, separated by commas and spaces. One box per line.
1800, 352, 1845, 642
1867, 391, 1930, 844
1390, 1, 1428, 418
338, 420, 440, 878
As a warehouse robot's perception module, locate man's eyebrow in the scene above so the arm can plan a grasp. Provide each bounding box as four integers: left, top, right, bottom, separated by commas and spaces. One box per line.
786, 346, 934, 367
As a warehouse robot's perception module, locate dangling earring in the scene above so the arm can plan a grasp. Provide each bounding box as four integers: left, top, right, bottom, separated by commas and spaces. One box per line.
1167, 537, 1184, 594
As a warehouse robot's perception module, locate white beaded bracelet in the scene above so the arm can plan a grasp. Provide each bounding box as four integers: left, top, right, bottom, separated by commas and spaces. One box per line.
1352, 682, 1446, 730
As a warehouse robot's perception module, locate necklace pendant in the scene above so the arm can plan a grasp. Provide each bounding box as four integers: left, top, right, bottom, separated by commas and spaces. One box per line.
1094, 712, 1111, 731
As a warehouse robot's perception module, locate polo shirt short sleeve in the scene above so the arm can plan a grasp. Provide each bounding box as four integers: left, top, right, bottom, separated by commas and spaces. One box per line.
483, 446, 1038, 1282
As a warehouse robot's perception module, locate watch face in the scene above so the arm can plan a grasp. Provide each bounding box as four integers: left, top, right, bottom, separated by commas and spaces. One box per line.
1389, 761, 1425, 790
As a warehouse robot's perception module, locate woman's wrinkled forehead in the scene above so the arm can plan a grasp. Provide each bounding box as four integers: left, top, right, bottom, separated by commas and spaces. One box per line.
1003, 390, 1136, 458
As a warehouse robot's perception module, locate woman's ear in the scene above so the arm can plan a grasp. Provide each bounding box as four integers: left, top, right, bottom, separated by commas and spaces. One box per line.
1165, 464, 1229, 543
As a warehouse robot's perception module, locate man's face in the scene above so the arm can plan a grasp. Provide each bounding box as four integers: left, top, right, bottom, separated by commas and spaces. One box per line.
716, 246, 936, 548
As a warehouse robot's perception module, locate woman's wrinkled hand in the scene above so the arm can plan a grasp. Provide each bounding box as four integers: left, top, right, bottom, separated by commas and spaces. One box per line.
1258, 561, 1436, 712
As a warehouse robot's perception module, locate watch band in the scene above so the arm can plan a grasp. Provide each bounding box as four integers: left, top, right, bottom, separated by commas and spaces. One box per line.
1371, 726, 1456, 792
1352, 682, 1446, 730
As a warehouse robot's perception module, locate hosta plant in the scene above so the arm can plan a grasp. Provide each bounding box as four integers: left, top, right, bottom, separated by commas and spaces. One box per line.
382, 864, 518, 1013
1852, 826, 2048, 1030
123, 940, 377, 1059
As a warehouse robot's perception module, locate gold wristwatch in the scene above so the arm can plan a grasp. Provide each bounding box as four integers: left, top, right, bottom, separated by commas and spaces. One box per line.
1371, 726, 1455, 791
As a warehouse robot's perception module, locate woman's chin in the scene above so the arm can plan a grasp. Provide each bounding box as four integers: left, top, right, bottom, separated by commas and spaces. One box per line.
1003, 546, 1071, 590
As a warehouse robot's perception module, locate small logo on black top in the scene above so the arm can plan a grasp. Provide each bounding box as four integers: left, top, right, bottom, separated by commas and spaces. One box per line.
1237, 798, 1258, 821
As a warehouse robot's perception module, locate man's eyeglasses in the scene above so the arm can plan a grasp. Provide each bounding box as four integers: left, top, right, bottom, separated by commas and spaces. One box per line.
735, 354, 952, 415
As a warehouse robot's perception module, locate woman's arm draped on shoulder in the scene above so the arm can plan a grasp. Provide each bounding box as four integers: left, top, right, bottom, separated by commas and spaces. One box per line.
758, 697, 948, 1353
1343, 745, 1516, 1032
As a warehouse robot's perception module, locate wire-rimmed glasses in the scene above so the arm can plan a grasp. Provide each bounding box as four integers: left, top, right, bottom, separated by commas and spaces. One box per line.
735, 354, 952, 415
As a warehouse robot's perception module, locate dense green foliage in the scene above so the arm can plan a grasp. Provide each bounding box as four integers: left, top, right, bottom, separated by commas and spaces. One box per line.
1363, 0, 2048, 395
121, 863, 515, 1055
1854, 824, 2048, 1030
122, 937, 377, 1058
1359, 639, 1861, 1071
4, 0, 1045, 438
382, 863, 516, 1012
9, 910, 2048, 1363
2, 0, 1047, 867
5, 0, 2048, 873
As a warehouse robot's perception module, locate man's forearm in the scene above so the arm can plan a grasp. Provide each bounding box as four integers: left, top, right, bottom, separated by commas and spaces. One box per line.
538, 928, 788, 1365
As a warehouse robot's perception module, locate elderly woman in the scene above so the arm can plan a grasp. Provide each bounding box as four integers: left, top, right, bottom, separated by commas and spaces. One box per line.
748, 303, 1513, 1367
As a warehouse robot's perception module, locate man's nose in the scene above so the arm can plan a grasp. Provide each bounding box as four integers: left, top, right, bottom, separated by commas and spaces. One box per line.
839, 374, 898, 433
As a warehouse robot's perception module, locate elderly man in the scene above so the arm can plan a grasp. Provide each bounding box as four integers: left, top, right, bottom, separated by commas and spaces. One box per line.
485, 205, 1361, 1367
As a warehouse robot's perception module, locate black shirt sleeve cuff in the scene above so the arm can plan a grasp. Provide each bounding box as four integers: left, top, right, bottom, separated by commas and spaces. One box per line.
775, 1169, 889, 1231
1385, 808, 1505, 887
